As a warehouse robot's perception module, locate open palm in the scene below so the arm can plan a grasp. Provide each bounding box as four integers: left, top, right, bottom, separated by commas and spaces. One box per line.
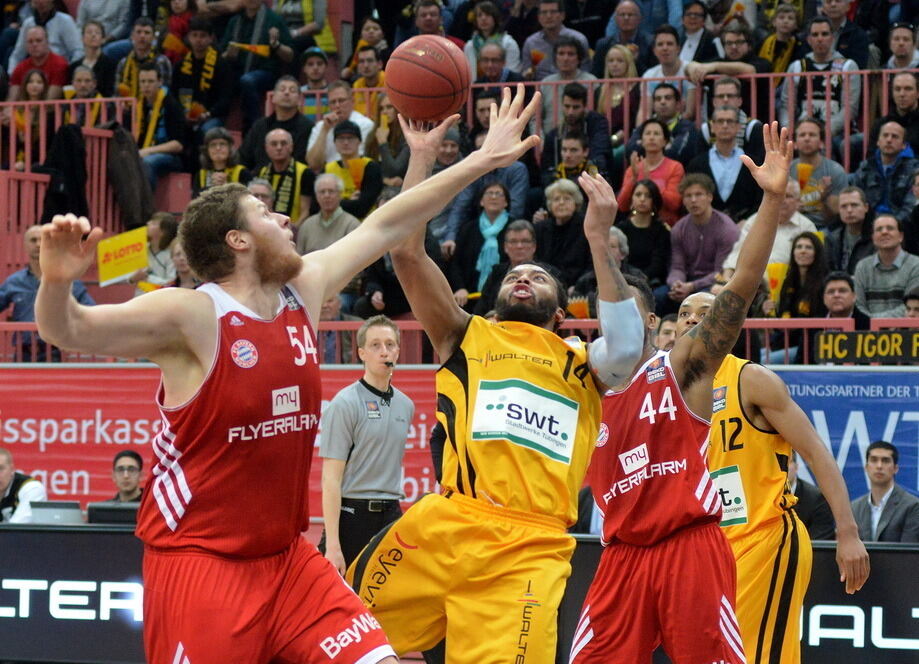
740, 121, 793, 196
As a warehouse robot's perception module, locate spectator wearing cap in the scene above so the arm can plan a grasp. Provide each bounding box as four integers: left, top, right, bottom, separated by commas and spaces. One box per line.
5, 25, 67, 101
8, 0, 82, 72
193, 126, 253, 196
325, 120, 383, 220
306, 80, 374, 172
352, 45, 385, 119
300, 45, 329, 122
258, 127, 314, 226
220, 0, 294, 132
240, 75, 314, 170
885, 22, 919, 70
172, 17, 233, 138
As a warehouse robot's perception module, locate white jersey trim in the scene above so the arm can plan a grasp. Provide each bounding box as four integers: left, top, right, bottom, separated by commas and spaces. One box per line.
353, 645, 397, 664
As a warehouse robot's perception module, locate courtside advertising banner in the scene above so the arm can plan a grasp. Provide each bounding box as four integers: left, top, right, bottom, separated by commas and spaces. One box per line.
0, 366, 916, 509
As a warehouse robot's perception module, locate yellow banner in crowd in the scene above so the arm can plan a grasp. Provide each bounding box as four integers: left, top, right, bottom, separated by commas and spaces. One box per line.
97, 227, 148, 286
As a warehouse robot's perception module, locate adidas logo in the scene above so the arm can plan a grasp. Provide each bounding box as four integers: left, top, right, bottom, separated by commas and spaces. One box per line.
230, 315, 244, 326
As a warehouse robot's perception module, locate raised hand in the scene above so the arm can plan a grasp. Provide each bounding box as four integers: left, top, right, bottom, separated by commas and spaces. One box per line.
398, 113, 461, 161
39, 214, 104, 284
740, 121, 793, 196
579, 171, 618, 241
477, 84, 542, 167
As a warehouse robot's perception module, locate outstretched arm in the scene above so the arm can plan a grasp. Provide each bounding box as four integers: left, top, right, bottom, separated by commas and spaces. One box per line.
748, 365, 870, 594
387, 86, 542, 359
579, 172, 645, 389
299, 86, 541, 326
672, 122, 793, 382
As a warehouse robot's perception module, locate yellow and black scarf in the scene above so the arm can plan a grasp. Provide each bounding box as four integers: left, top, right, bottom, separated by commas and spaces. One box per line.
119, 51, 157, 98
136, 88, 167, 148
179, 45, 218, 94
759, 34, 799, 74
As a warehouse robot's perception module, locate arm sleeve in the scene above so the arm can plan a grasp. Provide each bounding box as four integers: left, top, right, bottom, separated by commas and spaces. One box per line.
318, 393, 356, 460
617, 167, 636, 212
903, 501, 919, 543
660, 161, 685, 214
853, 260, 868, 313
588, 298, 645, 387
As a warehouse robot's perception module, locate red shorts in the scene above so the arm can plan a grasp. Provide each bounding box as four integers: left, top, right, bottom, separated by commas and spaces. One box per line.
143, 536, 395, 664
569, 522, 745, 664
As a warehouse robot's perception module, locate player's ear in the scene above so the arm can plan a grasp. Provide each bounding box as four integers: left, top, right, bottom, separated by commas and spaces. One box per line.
646, 312, 659, 331
552, 307, 566, 331
225, 229, 250, 251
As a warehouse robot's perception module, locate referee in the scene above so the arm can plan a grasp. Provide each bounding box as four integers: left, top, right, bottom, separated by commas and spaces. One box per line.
319, 315, 415, 574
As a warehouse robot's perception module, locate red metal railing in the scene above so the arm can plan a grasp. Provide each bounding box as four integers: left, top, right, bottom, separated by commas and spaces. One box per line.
0, 318, 877, 366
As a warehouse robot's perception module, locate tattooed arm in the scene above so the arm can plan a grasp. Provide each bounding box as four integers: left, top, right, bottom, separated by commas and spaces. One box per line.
670, 122, 794, 412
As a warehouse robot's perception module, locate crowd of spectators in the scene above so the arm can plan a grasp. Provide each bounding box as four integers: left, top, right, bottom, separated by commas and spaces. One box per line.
1, 0, 919, 365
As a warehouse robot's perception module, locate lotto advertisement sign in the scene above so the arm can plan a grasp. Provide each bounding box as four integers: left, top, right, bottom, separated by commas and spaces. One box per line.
0, 366, 916, 509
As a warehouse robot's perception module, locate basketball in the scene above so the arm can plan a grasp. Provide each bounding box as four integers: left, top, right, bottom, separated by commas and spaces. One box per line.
384, 35, 471, 123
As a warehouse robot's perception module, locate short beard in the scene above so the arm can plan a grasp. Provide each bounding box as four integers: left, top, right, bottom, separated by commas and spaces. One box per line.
495, 296, 557, 329
253, 233, 302, 285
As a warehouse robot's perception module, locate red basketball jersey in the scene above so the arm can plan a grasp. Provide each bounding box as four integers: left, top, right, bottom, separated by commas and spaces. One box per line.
135, 283, 322, 557
589, 350, 721, 546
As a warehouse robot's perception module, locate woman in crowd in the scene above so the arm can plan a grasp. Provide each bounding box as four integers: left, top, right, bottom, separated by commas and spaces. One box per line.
168, 239, 200, 289
193, 127, 252, 196
533, 178, 591, 288
448, 182, 512, 310
463, 0, 521, 76
129, 212, 178, 294
617, 179, 671, 290
595, 45, 640, 157
767, 231, 829, 362
364, 93, 408, 197
617, 118, 684, 225
4, 69, 53, 171
341, 16, 390, 81
69, 20, 116, 97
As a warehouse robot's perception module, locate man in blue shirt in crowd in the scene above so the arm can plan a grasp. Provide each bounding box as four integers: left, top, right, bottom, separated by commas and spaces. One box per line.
0, 225, 94, 361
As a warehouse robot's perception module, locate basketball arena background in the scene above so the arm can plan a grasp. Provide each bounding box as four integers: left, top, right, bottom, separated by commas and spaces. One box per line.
1, 363, 917, 662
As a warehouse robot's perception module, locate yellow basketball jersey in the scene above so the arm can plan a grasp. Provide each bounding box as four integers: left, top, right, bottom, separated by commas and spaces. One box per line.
708, 354, 797, 542
436, 316, 601, 526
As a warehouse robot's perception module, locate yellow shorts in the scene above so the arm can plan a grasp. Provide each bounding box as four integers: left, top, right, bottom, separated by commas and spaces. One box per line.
345, 491, 575, 664
728, 511, 813, 664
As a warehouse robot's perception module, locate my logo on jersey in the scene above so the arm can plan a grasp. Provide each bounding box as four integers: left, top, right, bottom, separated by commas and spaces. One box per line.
272, 386, 300, 416
365, 400, 381, 419
619, 443, 649, 474
595, 423, 609, 448
645, 356, 666, 384
712, 386, 728, 412
230, 339, 258, 368
471, 378, 579, 464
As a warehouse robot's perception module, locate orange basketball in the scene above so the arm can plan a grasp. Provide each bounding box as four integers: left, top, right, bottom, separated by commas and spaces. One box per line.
384, 35, 471, 123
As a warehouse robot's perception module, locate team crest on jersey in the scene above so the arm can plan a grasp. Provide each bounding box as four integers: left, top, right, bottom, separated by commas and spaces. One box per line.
230, 339, 259, 368
713, 386, 728, 412
365, 400, 381, 419
596, 423, 609, 447
645, 356, 666, 383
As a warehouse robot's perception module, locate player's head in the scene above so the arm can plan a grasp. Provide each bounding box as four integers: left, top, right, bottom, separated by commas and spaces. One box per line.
675, 291, 715, 338
495, 262, 567, 331
112, 450, 143, 497
623, 274, 658, 349
181, 183, 301, 285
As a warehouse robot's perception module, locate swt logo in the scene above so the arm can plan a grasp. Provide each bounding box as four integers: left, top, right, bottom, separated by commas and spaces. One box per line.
619, 443, 649, 474
272, 386, 300, 416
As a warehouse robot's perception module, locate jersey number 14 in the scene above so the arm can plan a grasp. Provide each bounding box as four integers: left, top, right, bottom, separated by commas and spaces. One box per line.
639, 387, 677, 424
